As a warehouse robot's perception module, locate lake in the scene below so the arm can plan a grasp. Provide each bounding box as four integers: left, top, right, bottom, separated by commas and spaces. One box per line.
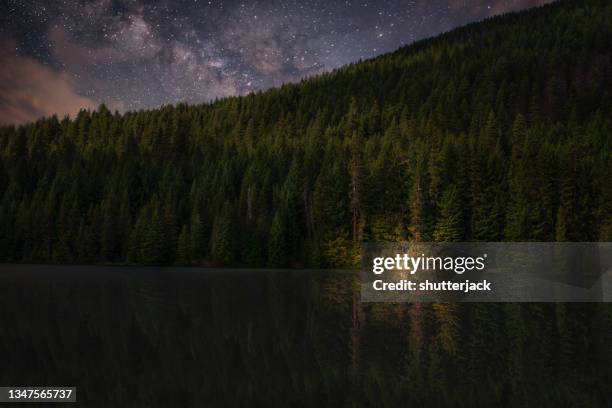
0, 264, 610, 407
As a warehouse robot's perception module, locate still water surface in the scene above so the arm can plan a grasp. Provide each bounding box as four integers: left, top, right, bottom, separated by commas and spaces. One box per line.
1, 264, 610, 407
0, 265, 357, 407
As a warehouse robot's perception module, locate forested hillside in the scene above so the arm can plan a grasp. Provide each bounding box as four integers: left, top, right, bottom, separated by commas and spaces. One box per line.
0, 0, 610, 266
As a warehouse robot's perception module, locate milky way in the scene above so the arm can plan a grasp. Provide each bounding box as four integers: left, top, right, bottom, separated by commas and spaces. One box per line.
0, 0, 552, 124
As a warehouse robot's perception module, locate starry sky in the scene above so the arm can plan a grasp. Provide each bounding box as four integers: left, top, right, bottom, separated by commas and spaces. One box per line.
0, 0, 551, 125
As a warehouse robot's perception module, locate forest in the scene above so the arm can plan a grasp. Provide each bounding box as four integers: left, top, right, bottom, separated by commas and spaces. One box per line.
0, 0, 610, 267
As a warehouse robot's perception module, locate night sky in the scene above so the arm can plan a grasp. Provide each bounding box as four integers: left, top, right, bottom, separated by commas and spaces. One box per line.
0, 0, 551, 125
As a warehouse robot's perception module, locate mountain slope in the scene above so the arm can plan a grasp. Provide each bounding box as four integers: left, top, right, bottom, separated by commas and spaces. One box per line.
0, 0, 610, 266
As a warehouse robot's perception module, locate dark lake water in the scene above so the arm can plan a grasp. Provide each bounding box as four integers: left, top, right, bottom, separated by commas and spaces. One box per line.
0, 265, 358, 407
0, 264, 610, 407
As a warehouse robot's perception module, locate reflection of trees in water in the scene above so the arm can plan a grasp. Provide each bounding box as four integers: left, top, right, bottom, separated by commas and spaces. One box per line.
0, 266, 610, 406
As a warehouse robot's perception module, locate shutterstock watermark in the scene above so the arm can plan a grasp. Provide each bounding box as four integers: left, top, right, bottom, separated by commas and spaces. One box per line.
360, 242, 612, 302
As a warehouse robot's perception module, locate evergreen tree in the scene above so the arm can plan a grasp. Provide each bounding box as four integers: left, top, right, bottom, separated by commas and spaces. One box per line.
267, 207, 287, 267
177, 224, 191, 265
190, 209, 207, 262
141, 201, 165, 264
433, 185, 463, 242
211, 202, 234, 265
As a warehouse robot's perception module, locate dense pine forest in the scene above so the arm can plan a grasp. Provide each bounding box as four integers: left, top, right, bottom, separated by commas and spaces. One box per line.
0, 0, 611, 266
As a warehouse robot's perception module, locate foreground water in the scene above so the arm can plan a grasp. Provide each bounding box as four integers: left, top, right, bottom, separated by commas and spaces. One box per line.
0, 264, 610, 407
0, 265, 358, 407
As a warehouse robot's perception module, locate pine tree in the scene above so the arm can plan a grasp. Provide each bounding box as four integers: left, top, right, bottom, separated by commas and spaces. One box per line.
211, 202, 233, 265
350, 130, 365, 243
267, 207, 287, 267
409, 153, 430, 242
177, 225, 191, 265
141, 201, 165, 264
433, 185, 463, 242
190, 210, 207, 262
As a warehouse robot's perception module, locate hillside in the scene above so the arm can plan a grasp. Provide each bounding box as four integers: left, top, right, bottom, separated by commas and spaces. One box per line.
0, 0, 610, 266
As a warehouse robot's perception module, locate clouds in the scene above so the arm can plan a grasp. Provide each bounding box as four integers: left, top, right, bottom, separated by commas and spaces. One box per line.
0, 40, 96, 125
